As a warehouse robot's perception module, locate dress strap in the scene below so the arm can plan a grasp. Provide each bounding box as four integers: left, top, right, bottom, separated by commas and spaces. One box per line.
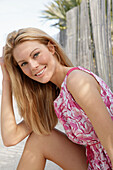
66, 67, 80, 77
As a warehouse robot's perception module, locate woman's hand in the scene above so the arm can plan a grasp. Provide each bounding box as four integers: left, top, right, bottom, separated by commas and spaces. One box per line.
0, 49, 10, 81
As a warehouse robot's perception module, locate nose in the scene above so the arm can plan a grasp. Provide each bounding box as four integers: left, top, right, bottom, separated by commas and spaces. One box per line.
29, 59, 39, 71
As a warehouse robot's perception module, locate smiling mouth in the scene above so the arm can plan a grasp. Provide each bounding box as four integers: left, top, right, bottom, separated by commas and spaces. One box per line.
35, 67, 46, 76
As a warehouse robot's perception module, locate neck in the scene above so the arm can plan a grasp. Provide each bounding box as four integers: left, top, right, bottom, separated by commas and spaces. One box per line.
51, 64, 70, 88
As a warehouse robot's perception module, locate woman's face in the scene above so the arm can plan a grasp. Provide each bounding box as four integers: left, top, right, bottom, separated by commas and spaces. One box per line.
13, 40, 58, 83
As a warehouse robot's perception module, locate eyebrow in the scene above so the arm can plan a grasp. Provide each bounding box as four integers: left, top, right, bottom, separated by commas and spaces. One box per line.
18, 60, 25, 64
30, 48, 39, 56
17, 48, 39, 64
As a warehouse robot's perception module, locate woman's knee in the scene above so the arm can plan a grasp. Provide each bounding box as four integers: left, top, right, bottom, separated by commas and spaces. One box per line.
18, 129, 87, 170
25, 129, 66, 158
25, 129, 59, 153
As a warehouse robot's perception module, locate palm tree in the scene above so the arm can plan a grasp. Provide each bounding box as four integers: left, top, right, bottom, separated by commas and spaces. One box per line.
41, 0, 82, 30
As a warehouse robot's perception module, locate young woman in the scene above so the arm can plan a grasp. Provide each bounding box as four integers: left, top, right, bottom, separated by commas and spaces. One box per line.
0, 27, 113, 170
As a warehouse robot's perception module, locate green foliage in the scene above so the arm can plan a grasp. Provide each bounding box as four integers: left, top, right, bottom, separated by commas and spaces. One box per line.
41, 0, 82, 30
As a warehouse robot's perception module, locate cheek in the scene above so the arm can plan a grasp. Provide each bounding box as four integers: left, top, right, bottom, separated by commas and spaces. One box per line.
42, 51, 53, 61
21, 67, 31, 76
39, 55, 48, 63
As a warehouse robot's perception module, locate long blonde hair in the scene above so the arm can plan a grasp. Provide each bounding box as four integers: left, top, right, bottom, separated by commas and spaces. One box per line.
4, 27, 73, 135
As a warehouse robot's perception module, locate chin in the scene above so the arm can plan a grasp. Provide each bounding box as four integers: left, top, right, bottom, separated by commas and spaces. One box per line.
41, 79, 50, 84
31, 74, 52, 84
34, 78, 50, 84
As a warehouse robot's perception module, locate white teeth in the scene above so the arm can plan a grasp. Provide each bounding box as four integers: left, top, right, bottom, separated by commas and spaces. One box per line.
36, 68, 45, 76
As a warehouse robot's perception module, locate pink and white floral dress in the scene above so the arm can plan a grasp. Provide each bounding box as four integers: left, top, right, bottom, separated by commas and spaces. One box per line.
54, 67, 113, 170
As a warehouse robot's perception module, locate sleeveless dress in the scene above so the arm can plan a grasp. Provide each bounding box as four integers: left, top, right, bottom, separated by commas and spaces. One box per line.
54, 66, 113, 170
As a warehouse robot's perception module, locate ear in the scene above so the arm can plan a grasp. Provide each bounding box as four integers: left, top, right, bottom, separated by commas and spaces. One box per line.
47, 41, 55, 55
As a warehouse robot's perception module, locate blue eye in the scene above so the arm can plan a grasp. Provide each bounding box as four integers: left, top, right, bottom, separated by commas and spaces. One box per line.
33, 52, 40, 58
21, 62, 27, 67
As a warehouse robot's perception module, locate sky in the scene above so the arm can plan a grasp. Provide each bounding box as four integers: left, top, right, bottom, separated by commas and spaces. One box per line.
0, 0, 59, 90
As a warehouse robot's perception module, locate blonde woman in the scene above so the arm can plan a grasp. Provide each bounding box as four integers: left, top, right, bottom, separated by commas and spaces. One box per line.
0, 27, 113, 169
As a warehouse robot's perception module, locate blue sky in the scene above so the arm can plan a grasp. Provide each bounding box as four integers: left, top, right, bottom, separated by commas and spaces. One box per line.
0, 0, 59, 90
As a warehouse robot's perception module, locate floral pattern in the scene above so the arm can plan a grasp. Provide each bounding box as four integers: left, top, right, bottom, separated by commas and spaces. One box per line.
54, 67, 113, 170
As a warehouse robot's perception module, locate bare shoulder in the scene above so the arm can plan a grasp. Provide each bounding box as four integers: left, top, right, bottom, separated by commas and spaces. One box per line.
67, 69, 100, 93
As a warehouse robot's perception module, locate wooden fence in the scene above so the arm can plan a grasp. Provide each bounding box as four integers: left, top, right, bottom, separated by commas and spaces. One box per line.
65, 0, 113, 90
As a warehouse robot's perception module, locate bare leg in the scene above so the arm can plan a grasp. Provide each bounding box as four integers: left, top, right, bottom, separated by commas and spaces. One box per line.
17, 129, 87, 170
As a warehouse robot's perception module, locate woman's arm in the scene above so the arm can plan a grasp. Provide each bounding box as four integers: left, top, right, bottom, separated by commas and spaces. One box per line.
67, 70, 113, 165
0, 56, 32, 147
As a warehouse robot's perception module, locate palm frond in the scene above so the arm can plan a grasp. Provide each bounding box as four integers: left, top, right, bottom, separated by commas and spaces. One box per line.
41, 0, 82, 30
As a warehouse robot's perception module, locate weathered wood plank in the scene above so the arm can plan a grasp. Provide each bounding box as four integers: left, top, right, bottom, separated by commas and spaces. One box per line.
66, 0, 113, 90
